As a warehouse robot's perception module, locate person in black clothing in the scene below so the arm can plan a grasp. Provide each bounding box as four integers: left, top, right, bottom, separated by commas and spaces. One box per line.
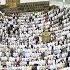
10, 48, 14, 57
51, 46, 54, 54
58, 40, 60, 45
7, 27, 10, 35
65, 51, 70, 67
32, 66, 37, 70
31, 45, 33, 48
34, 36, 39, 44
0, 35, 2, 42
13, 16, 15, 19
32, 64, 38, 70
10, 24, 13, 30
67, 51, 70, 57
65, 35, 67, 39
27, 61, 29, 66
66, 57, 69, 67
41, 52, 45, 60
29, 16, 33, 22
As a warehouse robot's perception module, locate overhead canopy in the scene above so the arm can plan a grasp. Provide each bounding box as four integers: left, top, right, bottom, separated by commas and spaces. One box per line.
50, 0, 70, 7
20, 0, 49, 3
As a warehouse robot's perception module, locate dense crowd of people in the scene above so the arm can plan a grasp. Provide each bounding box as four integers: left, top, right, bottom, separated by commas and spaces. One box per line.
0, 7, 70, 70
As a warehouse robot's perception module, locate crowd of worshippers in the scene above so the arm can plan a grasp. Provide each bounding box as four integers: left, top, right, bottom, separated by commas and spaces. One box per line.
0, 7, 70, 70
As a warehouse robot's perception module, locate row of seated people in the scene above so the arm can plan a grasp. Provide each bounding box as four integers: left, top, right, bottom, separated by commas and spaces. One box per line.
44, 7, 70, 70
1, 7, 70, 70
0, 12, 48, 70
